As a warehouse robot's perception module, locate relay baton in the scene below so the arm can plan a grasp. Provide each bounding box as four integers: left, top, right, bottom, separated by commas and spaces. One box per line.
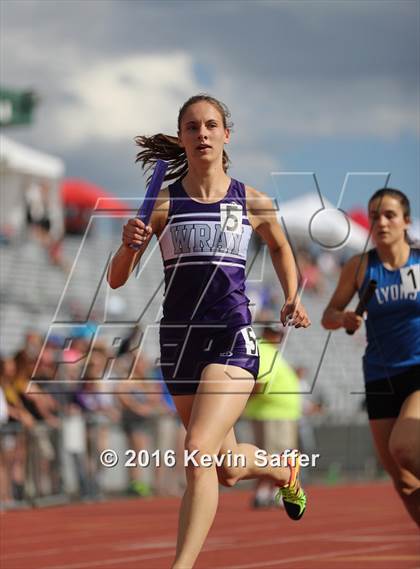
346, 279, 377, 335
131, 159, 168, 250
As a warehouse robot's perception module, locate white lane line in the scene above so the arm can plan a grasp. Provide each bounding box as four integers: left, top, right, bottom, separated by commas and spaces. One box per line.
41, 551, 175, 569
48, 531, 410, 569
114, 537, 231, 552
3, 540, 176, 560
227, 544, 399, 569
3, 502, 407, 548
38, 537, 231, 569
5, 521, 415, 560
42, 543, 402, 569
113, 540, 176, 551
325, 535, 419, 543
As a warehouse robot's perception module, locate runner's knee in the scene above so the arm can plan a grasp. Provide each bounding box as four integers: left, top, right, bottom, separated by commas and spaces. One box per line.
389, 439, 420, 478
184, 436, 217, 480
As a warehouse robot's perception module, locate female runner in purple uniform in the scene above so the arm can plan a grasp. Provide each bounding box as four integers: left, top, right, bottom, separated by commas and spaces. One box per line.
322, 189, 420, 526
108, 94, 311, 568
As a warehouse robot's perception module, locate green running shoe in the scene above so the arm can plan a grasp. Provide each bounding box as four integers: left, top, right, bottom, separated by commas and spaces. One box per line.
275, 450, 307, 521
129, 481, 153, 497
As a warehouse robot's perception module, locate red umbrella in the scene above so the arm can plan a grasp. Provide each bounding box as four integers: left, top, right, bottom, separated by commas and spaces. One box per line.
60, 179, 132, 234
60, 179, 128, 211
348, 207, 370, 230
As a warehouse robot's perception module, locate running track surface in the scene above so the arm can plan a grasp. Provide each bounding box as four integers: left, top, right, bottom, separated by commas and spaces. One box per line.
2, 483, 419, 569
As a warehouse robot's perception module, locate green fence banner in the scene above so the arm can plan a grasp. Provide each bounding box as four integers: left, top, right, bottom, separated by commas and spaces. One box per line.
0, 88, 38, 126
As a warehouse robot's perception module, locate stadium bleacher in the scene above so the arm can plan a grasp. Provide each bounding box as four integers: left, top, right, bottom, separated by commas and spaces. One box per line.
1, 233, 366, 421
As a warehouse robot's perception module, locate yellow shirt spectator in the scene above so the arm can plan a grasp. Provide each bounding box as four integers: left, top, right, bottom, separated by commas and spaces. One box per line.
244, 339, 301, 421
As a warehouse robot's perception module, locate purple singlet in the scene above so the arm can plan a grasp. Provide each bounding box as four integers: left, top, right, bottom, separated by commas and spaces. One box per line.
158, 178, 259, 394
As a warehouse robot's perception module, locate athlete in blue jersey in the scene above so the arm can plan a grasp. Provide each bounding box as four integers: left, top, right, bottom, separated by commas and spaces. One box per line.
108, 95, 311, 568
322, 188, 420, 526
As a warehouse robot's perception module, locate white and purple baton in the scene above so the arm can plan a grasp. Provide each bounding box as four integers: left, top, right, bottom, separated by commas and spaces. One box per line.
131, 159, 168, 250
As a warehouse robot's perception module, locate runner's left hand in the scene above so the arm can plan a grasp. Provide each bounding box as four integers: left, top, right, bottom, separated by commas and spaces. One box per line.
281, 300, 311, 328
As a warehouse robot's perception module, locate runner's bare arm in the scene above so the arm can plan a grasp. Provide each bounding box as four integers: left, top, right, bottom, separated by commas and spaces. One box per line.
321, 254, 367, 331
246, 186, 310, 327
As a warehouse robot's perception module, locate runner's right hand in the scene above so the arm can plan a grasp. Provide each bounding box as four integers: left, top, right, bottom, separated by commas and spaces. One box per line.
341, 311, 363, 332
122, 218, 152, 249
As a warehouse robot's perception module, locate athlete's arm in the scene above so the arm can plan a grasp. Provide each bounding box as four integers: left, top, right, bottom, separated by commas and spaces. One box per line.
107, 189, 169, 289
246, 186, 310, 328
321, 254, 366, 332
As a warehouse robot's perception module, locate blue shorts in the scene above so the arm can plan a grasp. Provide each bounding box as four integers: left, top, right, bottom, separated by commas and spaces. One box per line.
159, 322, 260, 395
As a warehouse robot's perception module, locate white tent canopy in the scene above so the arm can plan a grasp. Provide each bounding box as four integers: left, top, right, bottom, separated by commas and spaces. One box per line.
276, 193, 370, 252
0, 134, 64, 178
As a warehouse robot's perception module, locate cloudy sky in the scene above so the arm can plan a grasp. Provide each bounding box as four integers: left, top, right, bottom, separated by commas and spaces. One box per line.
1, 0, 419, 215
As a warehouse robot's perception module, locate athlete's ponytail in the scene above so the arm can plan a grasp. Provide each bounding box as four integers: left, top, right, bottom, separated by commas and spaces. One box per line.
135, 133, 188, 183
135, 94, 233, 184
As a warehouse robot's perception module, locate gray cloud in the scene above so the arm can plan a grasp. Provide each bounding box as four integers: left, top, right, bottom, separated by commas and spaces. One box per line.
1, 0, 418, 199
3, 1, 417, 82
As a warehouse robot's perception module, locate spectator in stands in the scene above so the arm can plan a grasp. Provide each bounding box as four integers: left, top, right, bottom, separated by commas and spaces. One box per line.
25, 180, 68, 272
13, 350, 60, 428
0, 376, 12, 504
153, 367, 186, 496
25, 180, 51, 244
243, 319, 301, 508
116, 326, 186, 496
23, 329, 43, 362
294, 366, 325, 483
13, 349, 61, 496
75, 350, 120, 496
0, 356, 33, 501
117, 356, 163, 496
